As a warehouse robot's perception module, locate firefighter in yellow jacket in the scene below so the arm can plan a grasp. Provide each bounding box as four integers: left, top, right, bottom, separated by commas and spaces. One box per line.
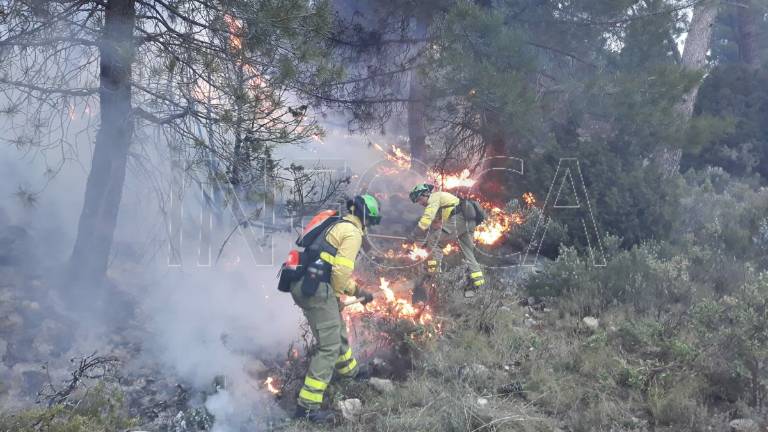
290, 195, 380, 422
408, 183, 485, 298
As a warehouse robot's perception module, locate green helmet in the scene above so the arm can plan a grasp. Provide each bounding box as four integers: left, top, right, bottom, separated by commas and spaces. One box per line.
349, 194, 381, 226
409, 183, 434, 203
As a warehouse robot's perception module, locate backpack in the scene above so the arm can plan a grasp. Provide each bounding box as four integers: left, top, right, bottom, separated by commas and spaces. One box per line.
449, 187, 486, 225
296, 209, 343, 247
277, 209, 348, 293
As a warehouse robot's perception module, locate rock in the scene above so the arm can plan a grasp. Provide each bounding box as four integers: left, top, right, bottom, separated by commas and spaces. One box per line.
729, 418, 758, 432
582, 316, 599, 331
243, 359, 267, 379
476, 397, 488, 406
369, 377, 395, 393
336, 398, 362, 421
524, 318, 538, 328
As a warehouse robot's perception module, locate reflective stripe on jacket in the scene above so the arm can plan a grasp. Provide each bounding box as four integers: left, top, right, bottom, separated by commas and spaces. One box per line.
321, 214, 363, 297
418, 191, 461, 230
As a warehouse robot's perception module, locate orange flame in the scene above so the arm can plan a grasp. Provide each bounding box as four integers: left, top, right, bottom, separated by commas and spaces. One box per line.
402, 242, 429, 261
373, 143, 411, 170
428, 168, 476, 189
442, 243, 459, 255
224, 14, 244, 52
473, 207, 520, 245
344, 277, 433, 325
523, 192, 536, 207
264, 376, 280, 394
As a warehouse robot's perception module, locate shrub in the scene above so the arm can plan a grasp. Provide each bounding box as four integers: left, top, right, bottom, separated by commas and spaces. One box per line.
691, 271, 768, 408
525, 237, 693, 317
0, 383, 137, 432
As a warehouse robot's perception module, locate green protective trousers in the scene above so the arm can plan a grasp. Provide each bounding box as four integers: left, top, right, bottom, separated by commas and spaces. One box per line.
425, 209, 485, 290
290, 280, 359, 410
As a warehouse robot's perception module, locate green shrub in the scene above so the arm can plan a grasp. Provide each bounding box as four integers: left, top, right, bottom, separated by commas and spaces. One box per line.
525, 237, 693, 317
691, 271, 768, 407
0, 383, 137, 432
647, 378, 707, 430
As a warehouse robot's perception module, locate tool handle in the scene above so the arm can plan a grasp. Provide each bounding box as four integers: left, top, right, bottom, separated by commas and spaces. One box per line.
343, 297, 365, 307
367, 233, 409, 241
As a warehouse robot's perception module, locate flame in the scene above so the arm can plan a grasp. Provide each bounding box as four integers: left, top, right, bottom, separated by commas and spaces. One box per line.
224, 14, 244, 52
373, 143, 411, 170
369, 143, 478, 191
523, 192, 536, 207
344, 277, 433, 325
264, 377, 280, 394
442, 243, 459, 255
473, 207, 519, 245
428, 168, 476, 189
402, 242, 429, 261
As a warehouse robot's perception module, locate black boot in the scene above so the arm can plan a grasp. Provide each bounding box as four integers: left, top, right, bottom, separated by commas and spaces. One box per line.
412, 281, 428, 303
294, 405, 335, 423
352, 364, 372, 381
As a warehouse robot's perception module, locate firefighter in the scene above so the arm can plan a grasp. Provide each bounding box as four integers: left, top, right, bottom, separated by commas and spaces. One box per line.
408, 183, 485, 298
290, 194, 380, 422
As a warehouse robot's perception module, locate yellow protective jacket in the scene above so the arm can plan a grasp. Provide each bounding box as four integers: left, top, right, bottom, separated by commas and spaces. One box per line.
321, 214, 364, 297
417, 191, 461, 230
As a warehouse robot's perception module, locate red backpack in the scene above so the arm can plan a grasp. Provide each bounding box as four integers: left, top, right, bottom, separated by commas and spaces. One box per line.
277, 209, 346, 293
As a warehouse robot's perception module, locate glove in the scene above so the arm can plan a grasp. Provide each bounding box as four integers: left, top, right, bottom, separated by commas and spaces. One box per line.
356, 288, 374, 305
408, 226, 428, 245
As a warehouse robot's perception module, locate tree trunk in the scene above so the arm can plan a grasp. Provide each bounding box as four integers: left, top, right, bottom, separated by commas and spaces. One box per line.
737, 0, 759, 68
407, 15, 430, 173
479, 108, 511, 197
678, 0, 719, 118
407, 70, 427, 172
69, 0, 136, 290
657, 0, 719, 175
482, 109, 506, 160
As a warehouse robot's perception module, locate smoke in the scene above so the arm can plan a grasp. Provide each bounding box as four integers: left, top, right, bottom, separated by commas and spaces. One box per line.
0, 79, 411, 429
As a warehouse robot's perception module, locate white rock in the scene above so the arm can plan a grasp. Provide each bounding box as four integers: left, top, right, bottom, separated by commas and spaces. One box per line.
336, 398, 362, 421
582, 316, 599, 331
476, 397, 488, 406
369, 377, 395, 393
524, 318, 538, 328
729, 418, 759, 432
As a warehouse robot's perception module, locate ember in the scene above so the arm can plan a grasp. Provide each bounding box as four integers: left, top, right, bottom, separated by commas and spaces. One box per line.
442, 243, 459, 255
523, 191, 536, 207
